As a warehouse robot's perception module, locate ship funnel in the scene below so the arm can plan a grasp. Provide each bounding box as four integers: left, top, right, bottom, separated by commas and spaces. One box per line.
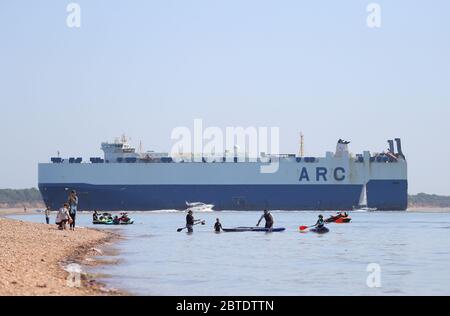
335, 139, 350, 158
387, 140, 395, 153
394, 138, 404, 158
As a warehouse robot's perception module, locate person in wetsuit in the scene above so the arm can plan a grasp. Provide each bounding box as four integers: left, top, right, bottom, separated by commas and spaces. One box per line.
186, 210, 202, 233
314, 214, 325, 228
214, 218, 222, 232
256, 209, 274, 229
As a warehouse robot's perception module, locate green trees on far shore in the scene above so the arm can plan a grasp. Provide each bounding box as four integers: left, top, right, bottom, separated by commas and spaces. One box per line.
408, 193, 450, 208
0, 188, 43, 207
1, 188, 450, 208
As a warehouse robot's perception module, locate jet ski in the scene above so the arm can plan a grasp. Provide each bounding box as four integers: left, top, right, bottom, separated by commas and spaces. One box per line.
112, 212, 134, 225
325, 212, 351, 223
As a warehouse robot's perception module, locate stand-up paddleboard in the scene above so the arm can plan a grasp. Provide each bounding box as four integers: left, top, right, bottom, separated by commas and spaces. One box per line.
222, 227, 285, 232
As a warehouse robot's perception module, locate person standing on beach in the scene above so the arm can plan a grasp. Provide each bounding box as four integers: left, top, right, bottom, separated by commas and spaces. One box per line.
44, 207, 51, 224
68, 190, 78, 231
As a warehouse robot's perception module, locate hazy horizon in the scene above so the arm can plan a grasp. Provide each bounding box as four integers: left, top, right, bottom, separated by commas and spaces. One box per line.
1, 1, 449, 194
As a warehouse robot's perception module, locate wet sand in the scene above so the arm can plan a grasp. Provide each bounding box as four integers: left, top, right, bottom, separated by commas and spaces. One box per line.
0, 217, 124, 296
0, 208, 35, 216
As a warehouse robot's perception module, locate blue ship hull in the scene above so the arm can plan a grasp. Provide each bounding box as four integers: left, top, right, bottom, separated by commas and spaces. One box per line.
38, 180, 407, 211
366, 179, 408, 210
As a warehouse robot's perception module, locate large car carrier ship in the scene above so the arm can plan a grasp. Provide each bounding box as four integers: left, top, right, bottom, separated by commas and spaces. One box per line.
38, 137, 407, 211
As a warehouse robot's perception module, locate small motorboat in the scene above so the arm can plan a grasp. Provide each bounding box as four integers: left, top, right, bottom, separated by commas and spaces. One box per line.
185, 201, 215, 212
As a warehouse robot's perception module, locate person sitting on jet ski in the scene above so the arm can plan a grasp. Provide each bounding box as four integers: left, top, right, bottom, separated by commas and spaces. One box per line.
256, 209, 274, 229
333, 211, 348, 219
120, 212, 130, 222
93, 211, 98, 221
336, 211, 348, 218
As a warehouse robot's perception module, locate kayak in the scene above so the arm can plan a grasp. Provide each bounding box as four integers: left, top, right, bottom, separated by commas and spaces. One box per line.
222, 227, 285, 232
309, 226, 329, 234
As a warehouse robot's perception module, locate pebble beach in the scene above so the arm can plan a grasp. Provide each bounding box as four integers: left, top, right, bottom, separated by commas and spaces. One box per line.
0, 216, 121, 296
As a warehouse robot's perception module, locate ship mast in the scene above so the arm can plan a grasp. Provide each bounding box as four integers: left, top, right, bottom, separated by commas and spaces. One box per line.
299, 132, 304, 157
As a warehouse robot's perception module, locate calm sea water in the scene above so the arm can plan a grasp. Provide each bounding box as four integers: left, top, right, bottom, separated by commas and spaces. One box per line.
10, 210, 450, 295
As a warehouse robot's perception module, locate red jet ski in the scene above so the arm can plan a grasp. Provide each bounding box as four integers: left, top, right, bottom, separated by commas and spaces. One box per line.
325, 212, 352, 223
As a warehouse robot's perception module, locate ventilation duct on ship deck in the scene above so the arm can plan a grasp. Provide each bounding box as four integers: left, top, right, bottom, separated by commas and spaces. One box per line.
387, 140, 395, 153
394, 138, 405, 158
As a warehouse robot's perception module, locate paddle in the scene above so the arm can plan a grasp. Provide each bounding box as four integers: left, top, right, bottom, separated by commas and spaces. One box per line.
177, 220, 206, 232
299, 224, 319, 231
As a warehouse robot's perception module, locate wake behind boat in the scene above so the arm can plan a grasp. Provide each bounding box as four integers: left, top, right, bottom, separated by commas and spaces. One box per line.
353, 206, 377, 212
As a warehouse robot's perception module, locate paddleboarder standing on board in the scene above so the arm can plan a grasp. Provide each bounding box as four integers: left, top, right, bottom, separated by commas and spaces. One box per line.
256, 209, 274, 229
186, 210, 202, 233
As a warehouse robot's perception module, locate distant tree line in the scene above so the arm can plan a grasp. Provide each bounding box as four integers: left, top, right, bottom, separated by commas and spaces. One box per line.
408, 193, 450, 208
0, 188, 43, 207
1, 188, 450, 208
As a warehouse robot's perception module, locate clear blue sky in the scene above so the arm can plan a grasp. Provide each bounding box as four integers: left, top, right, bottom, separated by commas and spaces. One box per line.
0, 1, 449, 194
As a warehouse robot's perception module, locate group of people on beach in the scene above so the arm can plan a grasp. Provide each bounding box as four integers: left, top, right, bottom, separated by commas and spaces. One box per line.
44, 190, 78, 231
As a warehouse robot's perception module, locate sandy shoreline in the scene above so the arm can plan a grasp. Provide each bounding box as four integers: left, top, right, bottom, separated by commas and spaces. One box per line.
0, 208, 37, 216
0, 217, 125, 296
